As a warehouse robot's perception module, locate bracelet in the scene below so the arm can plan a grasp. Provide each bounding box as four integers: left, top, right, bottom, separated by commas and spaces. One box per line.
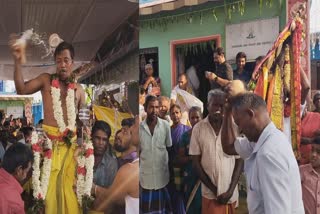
214, 76, 218, 82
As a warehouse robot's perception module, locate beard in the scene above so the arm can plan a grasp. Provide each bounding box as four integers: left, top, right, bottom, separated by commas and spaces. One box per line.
114, 143, 128, 153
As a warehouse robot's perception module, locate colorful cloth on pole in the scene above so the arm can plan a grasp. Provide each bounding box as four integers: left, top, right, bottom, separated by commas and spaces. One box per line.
248, 17, 304, 159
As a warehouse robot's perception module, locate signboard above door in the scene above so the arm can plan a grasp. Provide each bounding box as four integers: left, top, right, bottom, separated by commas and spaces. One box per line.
226, 17, 279, 62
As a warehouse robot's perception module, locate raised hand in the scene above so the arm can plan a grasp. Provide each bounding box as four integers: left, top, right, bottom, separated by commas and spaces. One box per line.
8, 34, 27, 64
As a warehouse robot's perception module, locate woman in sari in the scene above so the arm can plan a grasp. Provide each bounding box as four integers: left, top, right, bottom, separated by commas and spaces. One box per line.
177, 106, 202, 214
169, 104, 191, 213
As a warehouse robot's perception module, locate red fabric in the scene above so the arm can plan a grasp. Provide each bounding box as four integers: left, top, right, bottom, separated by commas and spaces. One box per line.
300, 112, 320, 164
202, 197, 236, 214
0, 168, 25, 214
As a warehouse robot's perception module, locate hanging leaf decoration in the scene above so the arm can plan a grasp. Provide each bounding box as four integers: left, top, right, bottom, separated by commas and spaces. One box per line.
140, 0, 276, 30
228, 5, 232, 20
176, 41, 215, 56
212, 9, 218, 21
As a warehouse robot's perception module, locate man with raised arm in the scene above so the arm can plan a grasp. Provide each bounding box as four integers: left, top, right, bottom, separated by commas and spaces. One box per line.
10, 40, 85, 214
221, 93, 304, 214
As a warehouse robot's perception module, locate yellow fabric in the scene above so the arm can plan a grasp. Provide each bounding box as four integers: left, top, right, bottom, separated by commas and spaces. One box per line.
23, 178, 32, 194
270, 65, 284, 130
42, 124, 80, 214
93, 105, 132, 142
262, 67, 269, 100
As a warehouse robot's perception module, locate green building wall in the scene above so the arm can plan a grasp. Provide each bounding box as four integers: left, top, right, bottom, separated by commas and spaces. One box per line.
140, 1, 287, 96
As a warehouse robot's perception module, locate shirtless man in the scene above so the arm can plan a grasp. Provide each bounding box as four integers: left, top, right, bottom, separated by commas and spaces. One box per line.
10, 39, 85, 214
93, 116, 139, 213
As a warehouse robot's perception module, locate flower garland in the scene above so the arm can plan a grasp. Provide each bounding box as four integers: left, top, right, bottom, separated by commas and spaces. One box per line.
76, 135, 94, 206
51, 76, 76, 147
50, 74, 94, 209
30, 131, 52, 212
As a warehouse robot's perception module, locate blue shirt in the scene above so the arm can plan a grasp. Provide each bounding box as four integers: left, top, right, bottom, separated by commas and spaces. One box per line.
93, 149, 118, 187
235, 122, 304, 214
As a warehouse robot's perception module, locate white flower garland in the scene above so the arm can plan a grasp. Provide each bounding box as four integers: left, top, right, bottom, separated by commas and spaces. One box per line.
50, 78, 94, 206
51, 86, 76, 133
31, 131, 52, 200
66, 89, 76, 130
76, 139, 94, 205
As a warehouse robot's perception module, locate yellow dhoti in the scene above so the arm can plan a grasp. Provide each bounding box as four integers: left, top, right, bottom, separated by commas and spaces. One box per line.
43, 124, 80, 214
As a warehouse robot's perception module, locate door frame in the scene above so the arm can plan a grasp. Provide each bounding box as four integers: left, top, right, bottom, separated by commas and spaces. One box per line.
169, 35, 221, 88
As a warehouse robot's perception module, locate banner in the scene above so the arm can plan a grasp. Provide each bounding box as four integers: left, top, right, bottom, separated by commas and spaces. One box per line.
226, 17, 279, 61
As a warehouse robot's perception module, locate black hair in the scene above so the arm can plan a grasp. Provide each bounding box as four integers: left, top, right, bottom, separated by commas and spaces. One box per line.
169, 104, 181, 113
214, 47, 225, 56
20, 127, 34, 137
229, 93, 266, 111
236, 52, 247, 60
38, 119, 44, 125
144, 95, 158, 110
255, 56, 265, 62
121, 118, 135, 127
313, 92, 320, 104
92, 120, 112, 139
139, 86, 146, 95
54, 41, 75, 60
2, 143, 34, 174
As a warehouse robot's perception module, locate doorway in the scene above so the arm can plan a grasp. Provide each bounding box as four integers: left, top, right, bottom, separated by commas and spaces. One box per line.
170, 35, 221, 116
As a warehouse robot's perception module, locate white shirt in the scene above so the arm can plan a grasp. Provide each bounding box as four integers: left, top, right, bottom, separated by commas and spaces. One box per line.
189, 117, 238, 203
139, 117, 172, 190
283, 103, 306, 143
234, 122, 304, 214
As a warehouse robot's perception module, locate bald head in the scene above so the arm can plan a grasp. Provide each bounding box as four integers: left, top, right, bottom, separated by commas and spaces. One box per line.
178, 73, 188, 90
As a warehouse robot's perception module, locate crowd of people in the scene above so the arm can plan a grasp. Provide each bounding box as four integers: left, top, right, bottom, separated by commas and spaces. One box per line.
0, 114, 36, 162
1, 31, 320, 214
139, 46, 320, 214
0, 114, 140, 214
